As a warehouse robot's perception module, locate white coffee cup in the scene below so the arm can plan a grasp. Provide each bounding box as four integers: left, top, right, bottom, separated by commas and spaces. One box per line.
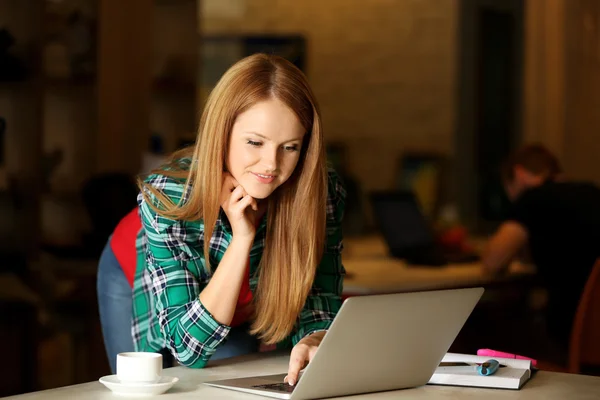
116, 352, 163, 384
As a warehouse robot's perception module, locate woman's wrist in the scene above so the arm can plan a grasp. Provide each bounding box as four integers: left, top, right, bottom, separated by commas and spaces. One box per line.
229, 235, 254, 254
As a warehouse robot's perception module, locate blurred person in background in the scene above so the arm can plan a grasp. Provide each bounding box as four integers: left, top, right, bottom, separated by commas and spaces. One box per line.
483, 144, 600, 349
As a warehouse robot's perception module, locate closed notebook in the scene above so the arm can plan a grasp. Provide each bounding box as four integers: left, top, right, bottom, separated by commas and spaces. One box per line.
428, 353, 533, 390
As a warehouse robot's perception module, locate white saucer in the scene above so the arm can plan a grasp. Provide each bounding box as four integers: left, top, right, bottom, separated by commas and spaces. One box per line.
99, 375, 179, 397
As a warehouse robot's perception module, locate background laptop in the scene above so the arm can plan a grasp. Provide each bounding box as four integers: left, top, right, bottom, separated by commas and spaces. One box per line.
370, 191, 479, 266
204, 287, 484, 400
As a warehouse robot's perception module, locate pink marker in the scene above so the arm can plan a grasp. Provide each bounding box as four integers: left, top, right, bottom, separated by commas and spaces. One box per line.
477, 349, 538, 367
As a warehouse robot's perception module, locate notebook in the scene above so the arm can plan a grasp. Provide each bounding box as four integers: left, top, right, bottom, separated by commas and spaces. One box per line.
428, 352, 533, 390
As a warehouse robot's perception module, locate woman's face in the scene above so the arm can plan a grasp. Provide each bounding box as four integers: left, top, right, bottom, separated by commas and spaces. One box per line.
226, 98, 305, 200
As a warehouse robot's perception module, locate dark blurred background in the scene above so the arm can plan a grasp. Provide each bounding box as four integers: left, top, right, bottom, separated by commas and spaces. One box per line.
1, 0, 599, 396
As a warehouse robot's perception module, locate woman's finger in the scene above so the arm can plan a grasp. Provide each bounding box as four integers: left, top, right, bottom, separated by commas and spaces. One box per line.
220, 173, 240, 199
220, 175, 237, 205
222, 173, 238, 192
286, 349, 308, 386
229, 185, 246, 205
232, 194, 254, 214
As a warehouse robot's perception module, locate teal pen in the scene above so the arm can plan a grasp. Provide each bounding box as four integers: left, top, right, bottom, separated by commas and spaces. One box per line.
477, 359, 500, 376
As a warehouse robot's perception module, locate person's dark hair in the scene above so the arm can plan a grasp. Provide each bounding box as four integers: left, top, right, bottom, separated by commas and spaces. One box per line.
502, 143, 562, 182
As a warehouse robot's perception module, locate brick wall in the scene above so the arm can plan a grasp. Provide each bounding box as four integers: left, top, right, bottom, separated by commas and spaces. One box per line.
203, 0, 459, 192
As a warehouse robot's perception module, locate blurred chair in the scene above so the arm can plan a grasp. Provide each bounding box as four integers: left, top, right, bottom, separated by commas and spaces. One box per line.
568, 258, 600, 374
538, 258, 600, 374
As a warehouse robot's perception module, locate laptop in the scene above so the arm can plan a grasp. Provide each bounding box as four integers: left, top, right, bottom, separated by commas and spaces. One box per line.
204, 287, 484, 400
370, 191, 480, 266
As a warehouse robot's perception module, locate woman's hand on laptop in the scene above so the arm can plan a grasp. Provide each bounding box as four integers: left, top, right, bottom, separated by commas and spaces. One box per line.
285, 330, 326, 386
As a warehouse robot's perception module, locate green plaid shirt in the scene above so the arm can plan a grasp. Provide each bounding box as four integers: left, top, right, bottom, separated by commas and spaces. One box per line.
132, 161, 346, 368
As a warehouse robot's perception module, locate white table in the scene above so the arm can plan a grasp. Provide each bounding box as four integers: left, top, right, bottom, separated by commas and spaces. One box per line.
342, 236, 536, 295
6, 352, 600, 399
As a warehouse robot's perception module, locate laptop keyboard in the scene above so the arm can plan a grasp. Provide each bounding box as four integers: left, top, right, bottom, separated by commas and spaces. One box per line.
251, 383, 295, 393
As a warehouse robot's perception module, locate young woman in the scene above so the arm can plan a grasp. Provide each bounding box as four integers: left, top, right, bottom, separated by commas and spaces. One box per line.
97, 53, 346, 386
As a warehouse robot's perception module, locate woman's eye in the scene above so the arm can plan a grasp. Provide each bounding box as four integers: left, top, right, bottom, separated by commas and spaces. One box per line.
284, 145, 298, 152
247, 140, 261, 147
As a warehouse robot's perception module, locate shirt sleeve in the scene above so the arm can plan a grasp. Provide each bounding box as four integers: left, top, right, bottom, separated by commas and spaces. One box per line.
290, 168, 347, 345
138, 174, 230, 368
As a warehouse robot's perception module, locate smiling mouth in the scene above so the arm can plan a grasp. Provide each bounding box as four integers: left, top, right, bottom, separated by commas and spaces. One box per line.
253, 173, 276, 179
251, 172, 277, 184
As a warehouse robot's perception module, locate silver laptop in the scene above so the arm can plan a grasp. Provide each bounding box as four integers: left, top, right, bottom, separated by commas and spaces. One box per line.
204, 287, 484, 399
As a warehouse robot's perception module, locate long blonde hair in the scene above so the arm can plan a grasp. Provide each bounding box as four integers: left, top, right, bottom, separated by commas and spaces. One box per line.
140, 53, 327, 344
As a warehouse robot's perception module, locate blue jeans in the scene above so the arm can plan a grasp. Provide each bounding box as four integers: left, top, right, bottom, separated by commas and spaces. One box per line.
97, 240, 259, 374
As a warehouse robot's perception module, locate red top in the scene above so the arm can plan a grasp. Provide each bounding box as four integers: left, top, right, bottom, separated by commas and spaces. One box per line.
110, 208, 141, 287
230, 260, 253, 327
110, 208, 253, 327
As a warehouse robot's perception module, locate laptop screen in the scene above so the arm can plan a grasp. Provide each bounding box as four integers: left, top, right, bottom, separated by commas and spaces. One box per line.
370, 191, 435, 254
